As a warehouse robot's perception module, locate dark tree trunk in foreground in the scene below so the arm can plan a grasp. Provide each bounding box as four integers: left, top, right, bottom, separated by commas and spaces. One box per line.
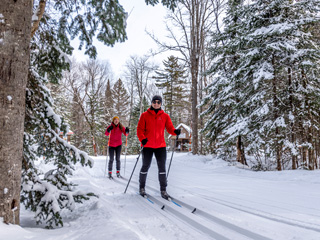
0, 0, 32, 225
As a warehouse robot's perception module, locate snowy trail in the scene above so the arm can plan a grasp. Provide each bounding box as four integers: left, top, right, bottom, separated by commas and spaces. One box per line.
115, 178, 230, 240
125, 177, 272, 240
148, 175, 320, 232
2, 152, 320, 240
132, 153, 320, 239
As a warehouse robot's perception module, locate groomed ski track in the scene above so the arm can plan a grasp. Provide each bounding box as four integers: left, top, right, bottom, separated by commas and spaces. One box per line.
109, 152, 320, 240
115, 177, 272, 240
144, 176, 320, 233
16, 153, 320, 240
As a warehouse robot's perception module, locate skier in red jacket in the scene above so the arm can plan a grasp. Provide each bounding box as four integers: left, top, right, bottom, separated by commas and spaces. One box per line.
105, 116, 129, 178
137, 95, 181, 199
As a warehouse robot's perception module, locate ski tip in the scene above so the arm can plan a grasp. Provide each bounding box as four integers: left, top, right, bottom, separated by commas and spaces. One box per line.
191, 208, 197, 213
161, 205, 165, 210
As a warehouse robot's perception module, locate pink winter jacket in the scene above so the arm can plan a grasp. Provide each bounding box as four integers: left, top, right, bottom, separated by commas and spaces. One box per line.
105, 123, 128, 147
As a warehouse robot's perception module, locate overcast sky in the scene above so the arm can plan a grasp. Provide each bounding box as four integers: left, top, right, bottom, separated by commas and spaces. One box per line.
71, 0, 173, 81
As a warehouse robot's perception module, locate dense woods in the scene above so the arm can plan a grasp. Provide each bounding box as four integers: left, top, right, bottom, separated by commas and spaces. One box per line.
1, 0, 320, 228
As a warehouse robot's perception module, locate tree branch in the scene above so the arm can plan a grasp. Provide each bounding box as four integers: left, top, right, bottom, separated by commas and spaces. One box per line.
31, 0, 47, 38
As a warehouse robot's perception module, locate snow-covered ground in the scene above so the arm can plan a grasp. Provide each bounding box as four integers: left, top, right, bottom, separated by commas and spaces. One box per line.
1, 152, 320, 240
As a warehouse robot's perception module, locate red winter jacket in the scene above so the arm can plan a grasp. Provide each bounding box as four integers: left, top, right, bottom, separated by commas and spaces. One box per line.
137, 108, 176, 148
105, 123, 128, 147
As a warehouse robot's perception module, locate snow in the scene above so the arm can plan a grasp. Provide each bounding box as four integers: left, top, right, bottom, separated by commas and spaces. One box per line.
175, 123, 191, 134
0, 13, 4, 24
44, 101, 62, 127
250, 23, 295, 36
168, 123, 191, 139
3, 188, 8, 194
53, 45, 72, 65
7, 96, 12, 101
0, 13, 3, 44
32, 15, 38, 22
2, 153, 320, 239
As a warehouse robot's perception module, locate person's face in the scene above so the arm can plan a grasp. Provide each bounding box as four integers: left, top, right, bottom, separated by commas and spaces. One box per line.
152, 100, 161, 109
114, 118, 119, 125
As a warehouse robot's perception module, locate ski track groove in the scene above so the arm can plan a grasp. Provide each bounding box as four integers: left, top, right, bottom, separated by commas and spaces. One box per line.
145, 172, 320, 232
113, 178, 221, 239
116, 177, 272, 240
196, 193, 320, 233
146, 194, 230, 240
169, 164, 320, 216
165, 173, 320, 217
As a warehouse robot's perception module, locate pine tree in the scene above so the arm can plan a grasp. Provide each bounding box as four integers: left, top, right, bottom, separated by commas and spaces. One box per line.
1, 0, 178, 226
23, 59, 95, 229
201, 0, 247, 162
105, 79, 115, 123
202, 0, 320, 170
70, 90, 86, 150
127, 97, 149, 154
112, 78, 130, 126
21, 2, 107, 228
94, 91, 109, 155
154, 56, 188, 126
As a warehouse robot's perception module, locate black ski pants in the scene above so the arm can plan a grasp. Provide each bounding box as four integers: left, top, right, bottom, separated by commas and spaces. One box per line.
139, 147, 167, 191
108, 145, 122, 172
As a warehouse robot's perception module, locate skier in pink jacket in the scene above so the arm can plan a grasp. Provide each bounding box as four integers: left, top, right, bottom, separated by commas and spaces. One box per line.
105, 116, 129, 178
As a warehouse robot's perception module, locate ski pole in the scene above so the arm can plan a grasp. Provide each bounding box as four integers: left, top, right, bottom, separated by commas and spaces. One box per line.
124, 135, 128, 176
104, 131, 111, 177
124, 146, 144, 194
167, 135, 179, 179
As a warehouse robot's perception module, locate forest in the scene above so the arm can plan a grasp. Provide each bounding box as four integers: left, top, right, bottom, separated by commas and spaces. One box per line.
1, 0, 320, 229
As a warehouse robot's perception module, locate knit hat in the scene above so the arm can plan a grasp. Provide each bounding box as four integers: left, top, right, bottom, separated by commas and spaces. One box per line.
112, 116, 119, 122
152, 95, 162, 104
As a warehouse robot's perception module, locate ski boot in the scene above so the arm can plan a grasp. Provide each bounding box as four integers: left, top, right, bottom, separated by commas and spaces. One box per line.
139, 187, 147, 198
116, 170, 121, 178
108, 171, 113, 179
161, 190, 171, 200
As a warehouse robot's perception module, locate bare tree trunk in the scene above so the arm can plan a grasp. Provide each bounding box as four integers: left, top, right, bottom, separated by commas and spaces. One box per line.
308, 148, 314, 170
236, 136, 247, 165
0, 0, 32, 224
148, 0, 220, 154
302, 147, 307, 168
189, 0, 202, 155
272, 75, 281, 170
125, 56, 156, 115
288, 67, 297, 170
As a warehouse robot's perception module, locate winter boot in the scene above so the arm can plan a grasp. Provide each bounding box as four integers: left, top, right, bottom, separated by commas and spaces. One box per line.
108, 171, 113, 179
116, 170, 120, 178
139, 187, 147, 197
161, 190, 171, 200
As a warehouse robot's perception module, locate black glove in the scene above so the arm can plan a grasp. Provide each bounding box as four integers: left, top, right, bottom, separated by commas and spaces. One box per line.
107, 125, 113, 133
174, 129, 181, 136
141, 138, 148, 146
125, 127, 129, 134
